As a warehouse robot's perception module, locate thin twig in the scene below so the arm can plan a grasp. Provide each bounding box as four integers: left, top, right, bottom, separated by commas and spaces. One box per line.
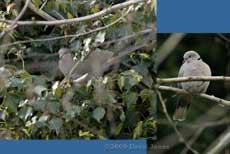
181, 117, 230, 154
0, 28, 153, 48
0, 17, 154, 49
204, 127, 230, 154
158, 85, 230, 106
155, 106, 229, 154
3, 27, 153, 62
0, 0, 146, 26
217, 33, 230, 43
94, 28, 155, 48
25, 0, 56, 21
39, 0, 47, 10
180, 128, 204, 154
155, 33, 186, 69
0, 0, 31, 39
159, 118, 230, 129
70, 5, 133, 43
157, 76, 230, 84
156, 90, 199, 154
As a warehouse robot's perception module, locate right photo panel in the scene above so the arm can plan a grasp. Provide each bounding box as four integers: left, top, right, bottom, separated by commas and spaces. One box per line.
155, 34, 230, 154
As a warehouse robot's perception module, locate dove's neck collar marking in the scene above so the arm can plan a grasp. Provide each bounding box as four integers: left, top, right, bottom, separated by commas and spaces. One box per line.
183, 57, 202, 63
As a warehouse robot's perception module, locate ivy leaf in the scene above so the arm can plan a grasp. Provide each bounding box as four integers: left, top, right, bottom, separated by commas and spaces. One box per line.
4, 95, 19, 113
33, 100, 47, 111
52, 82, 63, 98
143, 118, 157, 137
0, 110, 7, 121
19, 71, 32, 80
18, 106, 33, 121
140, 89, 155, 102
32, 0, 42, 8
134, 64, 153, 87
120, 111, 125, 122
92, 107, 105, 122
79, 130, 94, 138
106, 93, 117, 104
47, 100, 60, 114
151, 0, 156, 10
65, 105, 82, 121
84, 37, 92, 52
121, 69, 143, 90
114, 123, 123, 136
133, 121, 143, 139
140, 89, 157, 113
49, 118, 63, 131
67, 12, 73, 19
9, 76, 23, 89
123, 92, 138, 110
36, 115, 49, 128
95, 31, 106, 43
34, 85, 48, 97
117, 75, 125, 90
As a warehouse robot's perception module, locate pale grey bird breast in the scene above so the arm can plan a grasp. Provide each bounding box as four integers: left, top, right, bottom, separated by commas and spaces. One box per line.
179, 56, 211, 93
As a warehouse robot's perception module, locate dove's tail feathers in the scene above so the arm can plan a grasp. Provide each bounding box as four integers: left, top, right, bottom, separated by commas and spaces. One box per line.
173, 96, 191, 121
173, 106, 188, 121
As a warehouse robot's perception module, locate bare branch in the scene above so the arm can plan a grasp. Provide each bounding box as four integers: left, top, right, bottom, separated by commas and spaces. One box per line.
0, 0, 146, 26
155, 33, 186, 69
69, 5, 133, 43
0, 0, 30, 39
204, 127, 230, 154
156, 90, 199, 154
155, 105, 229, 154
157, 76, 230, 84
94, 28, 155, 48
159, 117, 230, 129
181, 118, 230, 154
25, 0, 57, 21
0, 12, 154, 49
217, 33, 230, 43
180, 128, 204, 154
158, 85, 230, 106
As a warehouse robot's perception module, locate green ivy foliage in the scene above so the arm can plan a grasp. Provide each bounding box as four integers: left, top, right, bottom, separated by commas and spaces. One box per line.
0, 0, 156, 142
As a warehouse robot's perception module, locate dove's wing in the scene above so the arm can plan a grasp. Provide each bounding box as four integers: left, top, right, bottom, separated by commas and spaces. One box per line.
174, 64, 191, 121
192, 59, 211, 93
71, 50, 114, 81
177, 64, 184, 89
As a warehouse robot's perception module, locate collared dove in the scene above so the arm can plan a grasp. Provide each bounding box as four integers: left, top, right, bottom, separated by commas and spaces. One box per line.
173, 50, 211, 121
58, 48, 114, 85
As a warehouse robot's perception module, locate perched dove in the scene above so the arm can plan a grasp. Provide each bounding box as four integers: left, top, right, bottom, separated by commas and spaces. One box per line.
173, 50, 211, 121
58, 48, 114, 85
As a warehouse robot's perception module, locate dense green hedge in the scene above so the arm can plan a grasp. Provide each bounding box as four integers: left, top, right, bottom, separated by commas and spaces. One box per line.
0, 0, 156, 141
